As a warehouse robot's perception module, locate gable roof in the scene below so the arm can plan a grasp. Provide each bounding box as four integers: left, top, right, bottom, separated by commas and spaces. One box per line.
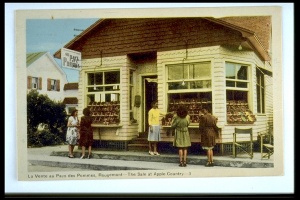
27, 51, 68, 80
54, 17, 271, 61
27, 51, 48, 67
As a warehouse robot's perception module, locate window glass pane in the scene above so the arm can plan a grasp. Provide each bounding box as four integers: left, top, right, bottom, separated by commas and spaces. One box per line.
87, 73, 94, 85
226, 80, 235, 87
236, 82, 247, 88
237, 66, 247, 80
105, 86, 114, 91
256, 84, 261, 113
189, 62, 211, 79
226, 90, 247, 101
226, 63, 236, 79
168, 64, 187, 80
88, 87, 103, 92
105, 93, 120, 102
168, 82, 188, 90
95, 73, 103, 85
32, 77, 38, 89
87, 94, 95, 104
105, 71, 120, 84
190, 80, 211, 89
88, 72, 103, 85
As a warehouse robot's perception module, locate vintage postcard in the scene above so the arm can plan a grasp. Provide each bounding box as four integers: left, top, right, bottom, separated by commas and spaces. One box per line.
12, 4, 290, 193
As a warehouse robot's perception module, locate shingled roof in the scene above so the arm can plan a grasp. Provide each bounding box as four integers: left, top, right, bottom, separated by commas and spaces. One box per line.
63, 97, 78, 104
54, 17, 271, 61
64, 82, 78, 90
219, 16, 271, 53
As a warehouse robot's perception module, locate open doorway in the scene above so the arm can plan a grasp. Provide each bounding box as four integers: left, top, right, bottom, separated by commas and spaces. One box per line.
143, 76, 157, 133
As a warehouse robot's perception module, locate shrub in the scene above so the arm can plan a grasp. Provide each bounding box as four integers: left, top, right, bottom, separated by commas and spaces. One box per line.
27, 90, 67, 147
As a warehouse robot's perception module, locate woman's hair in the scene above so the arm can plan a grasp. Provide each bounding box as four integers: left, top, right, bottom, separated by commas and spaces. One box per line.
83, 107, 91, 116
70, 109, 78, 116
151, 101, 158, 107
176, 106, 188, 118
201, 108, 208, 115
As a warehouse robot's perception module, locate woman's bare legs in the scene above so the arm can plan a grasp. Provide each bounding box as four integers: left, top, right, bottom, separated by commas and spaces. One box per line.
80, 146, 85, 159
88, 146, 92, 158
68, 145, 75, 158
178, 148, 183, 166
183, 148, 188, 167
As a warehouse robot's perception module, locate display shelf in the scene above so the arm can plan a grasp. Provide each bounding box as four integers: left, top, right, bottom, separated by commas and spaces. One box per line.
163, 97, 212, 125
91, 124, 123, 128
226, 100, 256, 124
162, 125, 199, 128
88, 101, 120, 125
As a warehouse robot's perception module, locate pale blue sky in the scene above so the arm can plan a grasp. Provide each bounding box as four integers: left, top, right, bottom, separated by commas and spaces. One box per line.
26, 18, 98, 82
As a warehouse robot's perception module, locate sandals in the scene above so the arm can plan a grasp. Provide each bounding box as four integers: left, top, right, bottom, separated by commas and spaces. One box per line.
205, 161, 214, 167
179, 161, 187, 167
68, 154, 74, 158
179, 161, 183, 167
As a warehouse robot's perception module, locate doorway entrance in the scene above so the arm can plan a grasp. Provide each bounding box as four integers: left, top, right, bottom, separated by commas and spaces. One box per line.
143, 76, 158, 133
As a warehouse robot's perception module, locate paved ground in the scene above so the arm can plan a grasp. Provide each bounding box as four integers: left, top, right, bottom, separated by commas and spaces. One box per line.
27, 144, 274, 172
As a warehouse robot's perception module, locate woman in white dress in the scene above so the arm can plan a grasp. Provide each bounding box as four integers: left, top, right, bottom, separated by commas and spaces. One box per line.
66, 109, 79, 158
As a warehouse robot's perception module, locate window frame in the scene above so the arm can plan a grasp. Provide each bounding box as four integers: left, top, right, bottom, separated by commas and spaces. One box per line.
225, 62, 249, 89
166, 61, 212, 92
86, 69, 121, 105
32, 77, 39, 89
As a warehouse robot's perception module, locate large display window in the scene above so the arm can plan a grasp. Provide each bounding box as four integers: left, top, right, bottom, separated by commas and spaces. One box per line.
86, 70, 120, 125
165, 61, 212, 125
225, 62, 256, 124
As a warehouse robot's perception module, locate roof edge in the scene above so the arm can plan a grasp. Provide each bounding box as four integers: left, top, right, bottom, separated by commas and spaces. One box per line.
54, 19, 104, 59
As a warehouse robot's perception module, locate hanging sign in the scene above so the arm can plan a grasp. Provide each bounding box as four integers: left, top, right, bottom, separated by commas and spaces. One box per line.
61, 48, 81, 69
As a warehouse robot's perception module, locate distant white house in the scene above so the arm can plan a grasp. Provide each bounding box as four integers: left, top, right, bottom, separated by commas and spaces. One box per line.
27, 51, 68, 102
27, 51, 79, 115
63, 82, 79, 115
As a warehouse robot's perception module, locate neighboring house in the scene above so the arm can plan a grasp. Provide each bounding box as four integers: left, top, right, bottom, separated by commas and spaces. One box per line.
63, 82, 79, 115
27, 51, 68, 102
54, 17, 273, 152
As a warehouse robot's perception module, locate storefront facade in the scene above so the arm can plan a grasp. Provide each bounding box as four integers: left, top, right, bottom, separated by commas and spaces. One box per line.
54, 17, 273, 153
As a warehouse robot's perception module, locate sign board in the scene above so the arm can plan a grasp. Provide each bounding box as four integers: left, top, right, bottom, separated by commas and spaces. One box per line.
61, 48, 81, 69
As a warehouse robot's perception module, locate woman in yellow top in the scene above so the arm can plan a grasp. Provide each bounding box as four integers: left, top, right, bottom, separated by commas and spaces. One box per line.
148, 101, 165, 155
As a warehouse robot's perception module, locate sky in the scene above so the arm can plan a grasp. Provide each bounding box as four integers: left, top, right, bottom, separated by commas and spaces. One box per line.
26, 18, 99, 82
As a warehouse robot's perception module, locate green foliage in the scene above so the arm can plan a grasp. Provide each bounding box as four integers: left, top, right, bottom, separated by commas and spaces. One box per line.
27, 90, 68, 146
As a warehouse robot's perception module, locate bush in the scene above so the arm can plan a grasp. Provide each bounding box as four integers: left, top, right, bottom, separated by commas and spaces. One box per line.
27, 90, 67, 147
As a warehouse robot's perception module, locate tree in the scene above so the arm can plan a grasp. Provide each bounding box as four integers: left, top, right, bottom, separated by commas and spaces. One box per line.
27, 90, 67, 146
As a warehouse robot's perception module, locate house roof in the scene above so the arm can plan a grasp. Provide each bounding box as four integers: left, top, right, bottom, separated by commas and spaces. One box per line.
54, 17, 271, 61
27, 51, 68, 80
204, 17, 271, 61
27, 51, 48, 67
219, 16, 271, 53
64, 82, 78, 90
63, 97, 78, 104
